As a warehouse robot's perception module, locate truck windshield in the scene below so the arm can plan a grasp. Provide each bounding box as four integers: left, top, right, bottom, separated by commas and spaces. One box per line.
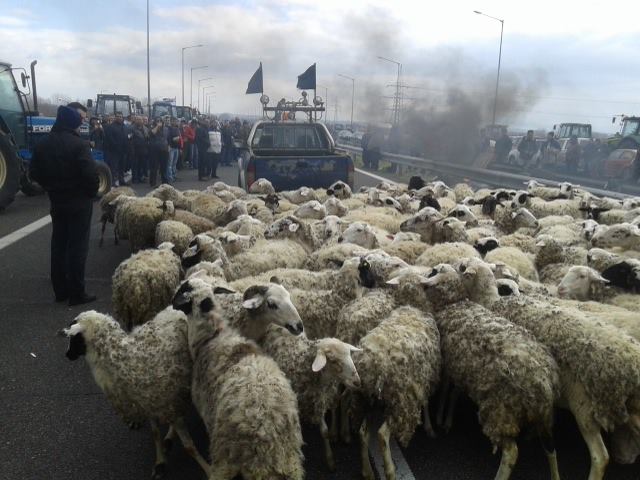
621, 119, 640, 137
97, 98, 131, 116
558, 124, 591, 138
0, 66, 26, 148
252, 124, 328, 149
153, 104, 174, 118
176, 106, 191, 120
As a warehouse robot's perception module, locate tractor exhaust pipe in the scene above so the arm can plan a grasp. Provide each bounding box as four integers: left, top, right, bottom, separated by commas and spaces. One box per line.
30, 60, 38, 113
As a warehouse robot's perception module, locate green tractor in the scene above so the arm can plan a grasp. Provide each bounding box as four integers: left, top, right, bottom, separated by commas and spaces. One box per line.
608, 116, 640, 150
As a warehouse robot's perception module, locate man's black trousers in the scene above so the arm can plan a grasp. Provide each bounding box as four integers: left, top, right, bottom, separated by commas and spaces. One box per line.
50, 201, 93, 300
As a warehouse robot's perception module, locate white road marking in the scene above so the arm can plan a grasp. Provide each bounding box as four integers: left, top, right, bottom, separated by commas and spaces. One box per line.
356, 168, 399, 185
0, 215, 51, 251
370, 436, 416, 480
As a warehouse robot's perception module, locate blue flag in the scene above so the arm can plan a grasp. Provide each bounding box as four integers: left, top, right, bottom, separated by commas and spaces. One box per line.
246, 63, 263, 94
296, 63, 316, 90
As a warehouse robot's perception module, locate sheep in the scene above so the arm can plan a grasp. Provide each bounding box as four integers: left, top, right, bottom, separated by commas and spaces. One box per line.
184, 259, 226, 284
587, 247, 622, 272
557, 265, 640, 311
527, 197, 583, 220
294, 200, 327, 220
264, 215, 322, 252
399, 207, 444, 243
380, 238, 428, 264
415, 242, 481, 268
216, 231, 256, 257
112, 244, 182, 331
338, 221, 381, 249
206, 181, 247, 199
474, 237, 500, 256
181, 234, 229, 270
282, 186, 318, 204
453, 182, 474, 202
154, 220, 193, 256
176, 279, 304, 480
499, 232, 539, 254
171, 208, 216, 234
117, 197, 176, 252
457, 257, 640, 480
351, 306, 441, 480
60, 308, 210, 479
186, 193, 226, 221
600, 259, 640, 293
224, 238, 308, 280
224, 214, 266, 238
447, 204, 479, 226
324, 196, 348, 216
304, 242, 370, 271
420, 263, 561, 480
146, 183, 190, 209
327, 180, 352, 199
525, 179, 567, 201
485, 246, 539, 282
591, 223, 640, 250
248, 177, 275, 195
343, 206, 405, 233
354, 252, 410, 289
493, 204, 539, 234
214, 199, 249, 226
262, 327, 361, 471
312, 215, 348, 245
335, 290, 398, 346
98, 186, 136, 247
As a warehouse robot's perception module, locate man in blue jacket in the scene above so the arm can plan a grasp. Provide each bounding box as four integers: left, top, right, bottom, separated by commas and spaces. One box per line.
30, 103, 99, 306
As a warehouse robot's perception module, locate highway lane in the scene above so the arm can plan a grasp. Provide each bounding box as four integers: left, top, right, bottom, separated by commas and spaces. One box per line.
1, 164, 639, 480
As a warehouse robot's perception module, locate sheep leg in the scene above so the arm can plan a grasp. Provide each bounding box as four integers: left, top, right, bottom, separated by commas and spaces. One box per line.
539, 433, 560, 480
99, 218, 107, 247
163, 426, 176, 454
320, 416, 336, 472
423, 398, 436, 438
443, 386, 461, 433
494, 440, 518, 480
436, 376, 451, 427
378, 421, 396, 480
329, 405, 339, 442
359, 419, 375, 480
149, 419, 167, 480
340, 392, 352, 444
172, 418, 212, 477
574, 412, 608, 480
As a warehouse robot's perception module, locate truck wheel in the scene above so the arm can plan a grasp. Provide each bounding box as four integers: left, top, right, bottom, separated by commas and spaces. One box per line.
96, 161, 112, 198
19, 164, 45, 196
0, 133, 21, 211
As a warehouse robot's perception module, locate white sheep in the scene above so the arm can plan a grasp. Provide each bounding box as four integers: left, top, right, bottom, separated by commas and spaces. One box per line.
248, 177, 275, 195
591, 223, 640, 251
415, 242, 481, 268
282, 186, 319, 204
327, 180, 352, 199
146, 183, 190, 209
294, 200, 327, 220
262, 327, 361, 471
60, 308, 210, 479
177, 279, 304, 480
324, 196, 349, 216
154, 220, 193, 256
485, 246, 539, 282
112, 244, 182, 331
264, 215, 322, 252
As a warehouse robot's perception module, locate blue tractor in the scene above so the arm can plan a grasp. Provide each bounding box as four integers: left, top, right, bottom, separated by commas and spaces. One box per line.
0, 60, 112, 211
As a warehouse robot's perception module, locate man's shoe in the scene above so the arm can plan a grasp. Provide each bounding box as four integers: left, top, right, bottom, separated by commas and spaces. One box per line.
69, 294, 97, 306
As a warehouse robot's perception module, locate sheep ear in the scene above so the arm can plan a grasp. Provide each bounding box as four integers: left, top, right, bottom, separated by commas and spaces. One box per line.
589, 270, 609, 283
312, 352, 327, 372
242, 296, 264, 309
347, 344, 362, 353
270, 276, 281, 285
289, 223, 300, 232
242, 285, 268, 309
386, 277, 401, 285
213, 286, 235, 294
313, 204, 322, 211
511, 211, 518, 219
172, 292, 192, 314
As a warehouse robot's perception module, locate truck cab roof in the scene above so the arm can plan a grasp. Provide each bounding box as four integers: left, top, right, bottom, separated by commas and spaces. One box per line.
248, 120, 336, 156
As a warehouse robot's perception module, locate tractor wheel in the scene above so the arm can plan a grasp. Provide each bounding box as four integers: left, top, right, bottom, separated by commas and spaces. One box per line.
19, 164, 45, 196
0, 133, 21, 211
95, 161, 112, 198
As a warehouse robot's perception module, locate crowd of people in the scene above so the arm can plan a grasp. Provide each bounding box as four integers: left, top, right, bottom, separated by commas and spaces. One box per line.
89, 114, 251, 187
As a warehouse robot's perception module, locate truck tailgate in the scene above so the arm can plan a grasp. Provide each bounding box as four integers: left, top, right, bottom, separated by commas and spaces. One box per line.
253, 155, 352, 191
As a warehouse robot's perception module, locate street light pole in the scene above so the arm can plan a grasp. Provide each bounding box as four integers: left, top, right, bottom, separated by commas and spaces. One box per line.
203, 87, 215, 114
146, 0, 150, 117
377, 56, 402, 126
338, 74, 355, 130
190, 66, 207, 108
198, 77, 214, 112
317, 84, 329, 122
474, 10, 504, 125
181, 44, 203, 106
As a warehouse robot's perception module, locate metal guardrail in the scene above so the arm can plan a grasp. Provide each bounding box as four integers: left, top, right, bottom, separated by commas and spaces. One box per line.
336, 144, 634, 200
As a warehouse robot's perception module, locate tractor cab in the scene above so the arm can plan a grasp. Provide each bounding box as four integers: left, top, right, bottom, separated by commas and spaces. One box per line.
554, 123, 592, 140
88, 94, 142, 118
176, 106, 193, 121
151, 101, 177, 120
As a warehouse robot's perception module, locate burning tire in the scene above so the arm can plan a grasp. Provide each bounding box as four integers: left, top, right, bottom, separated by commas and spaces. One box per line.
95, 161, 112, 198
0, 132, 21, 211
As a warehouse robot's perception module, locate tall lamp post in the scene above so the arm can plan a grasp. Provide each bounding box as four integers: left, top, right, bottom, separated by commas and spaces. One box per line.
203, 87, 215, 113
198, 77, 214, 112
474, 10, 504, 125
181, 44, 203, 106
338, 74, 355, 130
377, 56, 402, 126
190, 66, 207, 108
205, 93, 216, 114
146, 0, 150, 117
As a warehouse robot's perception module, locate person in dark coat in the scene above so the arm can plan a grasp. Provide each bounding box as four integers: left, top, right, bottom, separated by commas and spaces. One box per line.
29, 103, 99, 306
103, 112, 127, 186
148, 118, 169, 186
494, 127, 512, 164
195, 119, 211, 181
131, 116, 149, 183
565, 135, 581, 174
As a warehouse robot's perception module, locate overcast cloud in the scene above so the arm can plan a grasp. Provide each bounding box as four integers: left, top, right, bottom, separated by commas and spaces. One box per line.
2, 0, 640, 132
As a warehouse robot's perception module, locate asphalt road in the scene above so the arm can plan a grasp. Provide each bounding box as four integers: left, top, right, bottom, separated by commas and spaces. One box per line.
1, 164, 639, 480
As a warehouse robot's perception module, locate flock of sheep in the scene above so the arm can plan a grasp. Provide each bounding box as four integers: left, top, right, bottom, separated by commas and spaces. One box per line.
59, 175, 640, 480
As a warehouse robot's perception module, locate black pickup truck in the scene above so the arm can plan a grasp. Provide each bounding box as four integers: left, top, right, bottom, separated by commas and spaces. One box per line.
237, 120, 354, 191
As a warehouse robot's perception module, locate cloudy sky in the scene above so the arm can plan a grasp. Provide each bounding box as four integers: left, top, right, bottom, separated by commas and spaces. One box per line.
2, 0, 640, 132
